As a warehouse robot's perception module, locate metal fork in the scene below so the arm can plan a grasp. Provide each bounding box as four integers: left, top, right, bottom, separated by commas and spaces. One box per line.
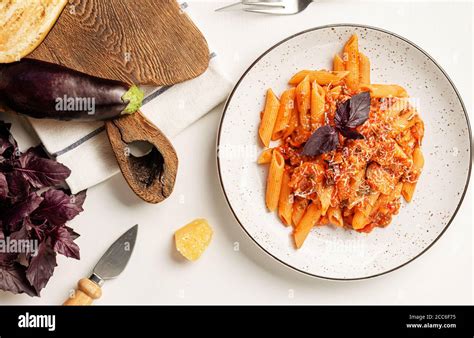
215, 0, 313, 15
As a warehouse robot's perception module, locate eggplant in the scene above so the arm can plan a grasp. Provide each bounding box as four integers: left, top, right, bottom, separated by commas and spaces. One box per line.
0, 59, 144, 121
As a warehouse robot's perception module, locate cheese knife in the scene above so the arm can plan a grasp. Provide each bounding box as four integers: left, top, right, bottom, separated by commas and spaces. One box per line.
63, 224, 138, 305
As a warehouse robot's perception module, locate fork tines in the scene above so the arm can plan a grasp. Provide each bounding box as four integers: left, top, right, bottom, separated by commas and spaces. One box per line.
242, 0, 286, 13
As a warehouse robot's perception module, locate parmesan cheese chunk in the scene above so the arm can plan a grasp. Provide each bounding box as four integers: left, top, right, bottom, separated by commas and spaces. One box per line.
174, 219, 213, 261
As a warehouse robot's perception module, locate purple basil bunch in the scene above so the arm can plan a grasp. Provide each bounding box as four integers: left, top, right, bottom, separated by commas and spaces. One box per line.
0, 121, 85, 296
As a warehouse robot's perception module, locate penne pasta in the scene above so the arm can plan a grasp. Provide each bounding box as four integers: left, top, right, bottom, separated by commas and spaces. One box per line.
317, 184, 334, 216
327, 206, 344, 227
256, 34, 424, 243
352, 211, 369, 230
272, 87, 296, 140
402, 182, 416, 203
289, 70, 350, 86
311, 70, 350, 85
412, 116, 425, 145
402, 146, 424, 202
292, 197, 308, 227
257, 148, 273, 164
391, 110, 418, 135
278, 170, 293, 226
282, 106, 299, 139
318, 215, 330, 226
384, 98, 410, 120
296, 75, 311, 130
343, 34, 360, 91
364, 191, 382, 216
333, 54, 345, 71
359, 52, 370, 85
310, 81, 325, 129
266, 149, 285, 211
288, 70, 310, 85
361, 84, 408, 98
347, 166, 367, 209
258, 88, 280, 147
371, 182, 403, 216
352, 191, 380, 229
293, 202, 321, 249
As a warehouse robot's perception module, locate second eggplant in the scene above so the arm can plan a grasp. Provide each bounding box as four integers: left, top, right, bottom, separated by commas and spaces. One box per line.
0, 59, 144, 121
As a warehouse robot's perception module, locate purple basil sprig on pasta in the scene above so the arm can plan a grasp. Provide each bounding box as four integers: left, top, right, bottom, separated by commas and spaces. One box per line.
302, 92, 371, 157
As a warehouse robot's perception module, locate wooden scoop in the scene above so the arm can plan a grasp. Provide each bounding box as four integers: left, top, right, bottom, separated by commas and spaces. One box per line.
105, 112, 178, 204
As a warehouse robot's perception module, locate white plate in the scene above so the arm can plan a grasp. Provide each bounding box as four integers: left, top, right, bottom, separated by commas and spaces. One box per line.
217, 24, 472, 280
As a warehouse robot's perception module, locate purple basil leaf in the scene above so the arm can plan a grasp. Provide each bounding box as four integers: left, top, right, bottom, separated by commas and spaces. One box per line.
71, 190, 87, 207
65, 226, 80, 240
334, 99, 350, 129
334, 92, 371, 141
17, 152, 70, 188
26, 241, 57, 294
3, 193, 43, 231
0, 253, 14, 265
346, 91, 371, 128
0, 251, 19, 268
0, 262, 38, 297
302, 125, 340, 157
52, 226, 80, 259
339, 127, 365, 140
33, 189, 86, 226
25, 217, 47, 243
0, 121, 17, 158
5, 171, 30, 203
0, 156, 14, 171
9, 222, 38, 260
0, 172, 7, 200
25, 145, 49, 159
10, 222, 30, 241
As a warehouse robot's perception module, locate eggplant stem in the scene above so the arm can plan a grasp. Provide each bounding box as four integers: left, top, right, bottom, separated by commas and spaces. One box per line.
122, 85, 144, 114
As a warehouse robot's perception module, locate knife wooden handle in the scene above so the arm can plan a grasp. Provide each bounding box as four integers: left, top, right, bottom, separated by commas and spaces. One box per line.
63, 278, 102, 306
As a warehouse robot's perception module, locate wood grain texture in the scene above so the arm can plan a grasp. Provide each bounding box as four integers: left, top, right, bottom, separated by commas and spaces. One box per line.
63, 278, 102, 306
28, 0, 207, 203
105, 112, 178, 204
29, 0, 210, 86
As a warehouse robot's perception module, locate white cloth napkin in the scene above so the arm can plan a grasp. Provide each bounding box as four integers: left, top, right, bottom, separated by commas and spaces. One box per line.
28, 55, 232, 193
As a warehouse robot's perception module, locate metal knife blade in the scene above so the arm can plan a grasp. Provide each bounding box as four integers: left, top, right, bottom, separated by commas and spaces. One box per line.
92, 224, 138, 281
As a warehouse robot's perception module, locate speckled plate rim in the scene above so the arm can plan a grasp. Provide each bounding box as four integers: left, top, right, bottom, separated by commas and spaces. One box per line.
216, 23, 472, 281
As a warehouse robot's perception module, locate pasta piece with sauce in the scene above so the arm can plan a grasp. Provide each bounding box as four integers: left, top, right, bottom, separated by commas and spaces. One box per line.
258, 88, 280, 147
296, 75, 311, 130
293, 202, 321, 248
278, 170, 293, 226
343, 34, 360, 91
265, 149, 285, 211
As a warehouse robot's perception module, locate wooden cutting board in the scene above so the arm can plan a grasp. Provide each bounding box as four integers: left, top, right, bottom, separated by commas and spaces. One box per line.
28, 0, 209, 203
29, 0, 210, 86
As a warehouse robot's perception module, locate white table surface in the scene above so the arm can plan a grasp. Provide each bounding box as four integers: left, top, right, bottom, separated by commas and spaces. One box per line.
1, 0, 472, 305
